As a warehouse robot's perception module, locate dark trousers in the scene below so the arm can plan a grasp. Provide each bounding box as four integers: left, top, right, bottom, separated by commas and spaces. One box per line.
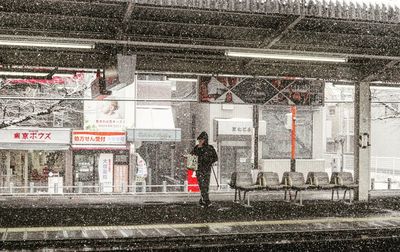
196, 170, 211, 204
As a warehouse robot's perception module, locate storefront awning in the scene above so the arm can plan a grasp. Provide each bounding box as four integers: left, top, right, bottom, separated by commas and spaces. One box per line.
0, 128, 71, 151
0, 143, 70, 151
128, 106, 181, 142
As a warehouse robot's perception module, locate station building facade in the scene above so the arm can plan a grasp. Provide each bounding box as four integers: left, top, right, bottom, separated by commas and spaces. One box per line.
1, 73, 400, 193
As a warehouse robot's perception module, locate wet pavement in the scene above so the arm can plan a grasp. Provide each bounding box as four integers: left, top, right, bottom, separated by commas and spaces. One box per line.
0, 197, 391, 228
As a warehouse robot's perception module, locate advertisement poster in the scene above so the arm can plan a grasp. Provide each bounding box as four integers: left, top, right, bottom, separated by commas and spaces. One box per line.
199, 76, 324, 106
85, 80, 134, 131
98, 153, 113, 192
84, 99, 126, 131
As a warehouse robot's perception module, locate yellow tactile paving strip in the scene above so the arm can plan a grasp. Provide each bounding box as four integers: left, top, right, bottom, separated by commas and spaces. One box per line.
2, 215, 400, 239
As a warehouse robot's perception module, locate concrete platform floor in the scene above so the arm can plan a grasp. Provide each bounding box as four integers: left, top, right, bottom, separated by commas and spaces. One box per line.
2, 191, 400, 250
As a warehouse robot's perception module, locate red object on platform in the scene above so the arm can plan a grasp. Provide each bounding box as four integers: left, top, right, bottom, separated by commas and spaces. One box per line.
187, 169, 199, 192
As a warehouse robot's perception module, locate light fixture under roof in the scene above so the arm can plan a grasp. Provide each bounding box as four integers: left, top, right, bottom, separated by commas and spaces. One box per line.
225, 49, 347, 63
0, 40, 95, 49
168, 78, 198, 82
0, 71, 48, 77
0, 68, 76, 79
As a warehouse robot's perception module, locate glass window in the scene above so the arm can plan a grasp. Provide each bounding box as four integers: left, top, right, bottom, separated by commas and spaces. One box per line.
261, 107, 313, 159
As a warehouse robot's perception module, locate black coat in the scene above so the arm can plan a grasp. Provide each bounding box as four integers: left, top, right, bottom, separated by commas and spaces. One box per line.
191, 144, 218, 174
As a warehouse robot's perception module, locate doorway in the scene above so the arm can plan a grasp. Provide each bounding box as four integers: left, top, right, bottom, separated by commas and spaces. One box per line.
219, 145, 252, 185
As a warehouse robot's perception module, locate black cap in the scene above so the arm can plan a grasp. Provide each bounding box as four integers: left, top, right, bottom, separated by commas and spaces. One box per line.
197, 131, 208, 140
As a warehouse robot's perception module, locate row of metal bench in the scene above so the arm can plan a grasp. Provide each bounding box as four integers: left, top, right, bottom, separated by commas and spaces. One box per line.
229, 171, 359, 206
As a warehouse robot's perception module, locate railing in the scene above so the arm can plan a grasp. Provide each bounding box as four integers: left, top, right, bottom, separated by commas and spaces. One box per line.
370, 178, 400, 190
0, 181, 232, 196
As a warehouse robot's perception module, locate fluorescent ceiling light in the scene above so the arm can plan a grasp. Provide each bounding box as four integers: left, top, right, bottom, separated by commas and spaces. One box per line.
53, 73, 75, 78
168, 78, 197, 82
0, 71, 48, 77
0, 40, 95, 49
225, 50, 347, 63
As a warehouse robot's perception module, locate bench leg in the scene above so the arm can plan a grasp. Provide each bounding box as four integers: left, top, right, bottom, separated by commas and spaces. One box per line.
331, 189, 334, 201
242, 191, 252, 207
336, 189, 339, 200
234, 189, 238, 203
299, 191, 303, 206
292, 190, 303, 206
342, 189, 353, 204
284, 189, 287, 200
238, 190, 242, 202
349, 189, 352, 204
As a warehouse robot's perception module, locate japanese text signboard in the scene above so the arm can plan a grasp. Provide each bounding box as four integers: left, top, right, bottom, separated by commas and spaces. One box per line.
199, 76, 324, 106
0, 128, 70, 144
72, 131, 126, 145
216, 119, 267, 136
98, 153, 113, 193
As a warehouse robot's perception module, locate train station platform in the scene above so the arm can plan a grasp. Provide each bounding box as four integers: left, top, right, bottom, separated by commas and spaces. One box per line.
2, 193, 400, 250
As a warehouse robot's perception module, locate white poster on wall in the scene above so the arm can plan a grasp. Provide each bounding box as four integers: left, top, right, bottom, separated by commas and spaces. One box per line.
84, 98, 126, 131
98, 153, 114, 192
84, 84, 134, 131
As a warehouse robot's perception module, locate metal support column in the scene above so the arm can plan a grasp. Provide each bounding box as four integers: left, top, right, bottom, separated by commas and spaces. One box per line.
354, 82, 371, 201
24, 152, 28, 192
290, 106, 297, 172
253, 105, 259, 169
128, 147, 137, 192
65, 149, 73, 190
5, 151, 10, 186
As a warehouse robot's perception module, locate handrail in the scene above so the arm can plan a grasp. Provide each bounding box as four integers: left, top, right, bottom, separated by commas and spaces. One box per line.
0, 181, 231, 196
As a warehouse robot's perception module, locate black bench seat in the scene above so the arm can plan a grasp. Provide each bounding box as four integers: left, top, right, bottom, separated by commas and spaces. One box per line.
229, 172, 262, 205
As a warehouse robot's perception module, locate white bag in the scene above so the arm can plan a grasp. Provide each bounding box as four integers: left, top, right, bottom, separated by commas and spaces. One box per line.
185, 154, 198, 171
136, 153, 148, 178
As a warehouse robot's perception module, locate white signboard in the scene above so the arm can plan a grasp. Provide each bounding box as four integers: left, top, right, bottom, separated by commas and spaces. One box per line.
127, 128, 181, 142
217, 120, 267, 136
98, 153, 114, 192
0, 128, 70, 144
72, 131, 126, 145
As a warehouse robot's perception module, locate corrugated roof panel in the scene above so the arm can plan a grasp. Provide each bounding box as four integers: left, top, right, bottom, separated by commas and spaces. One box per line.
133, 0, 400, 23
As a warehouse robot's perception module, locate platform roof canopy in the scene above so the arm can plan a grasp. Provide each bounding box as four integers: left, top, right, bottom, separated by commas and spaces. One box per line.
0, 0, 400, 83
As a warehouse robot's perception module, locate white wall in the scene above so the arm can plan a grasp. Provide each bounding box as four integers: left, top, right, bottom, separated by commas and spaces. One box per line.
312, 108, 324, 159
193, 103, 211, 140
371, 119, 400, 157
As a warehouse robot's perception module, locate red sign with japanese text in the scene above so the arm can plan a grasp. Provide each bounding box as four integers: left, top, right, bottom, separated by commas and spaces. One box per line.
72, 131, 126, 145
0, 128, 70, 144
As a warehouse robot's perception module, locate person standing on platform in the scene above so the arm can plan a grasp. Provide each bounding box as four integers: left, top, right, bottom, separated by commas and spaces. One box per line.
191, 131, 218, 207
